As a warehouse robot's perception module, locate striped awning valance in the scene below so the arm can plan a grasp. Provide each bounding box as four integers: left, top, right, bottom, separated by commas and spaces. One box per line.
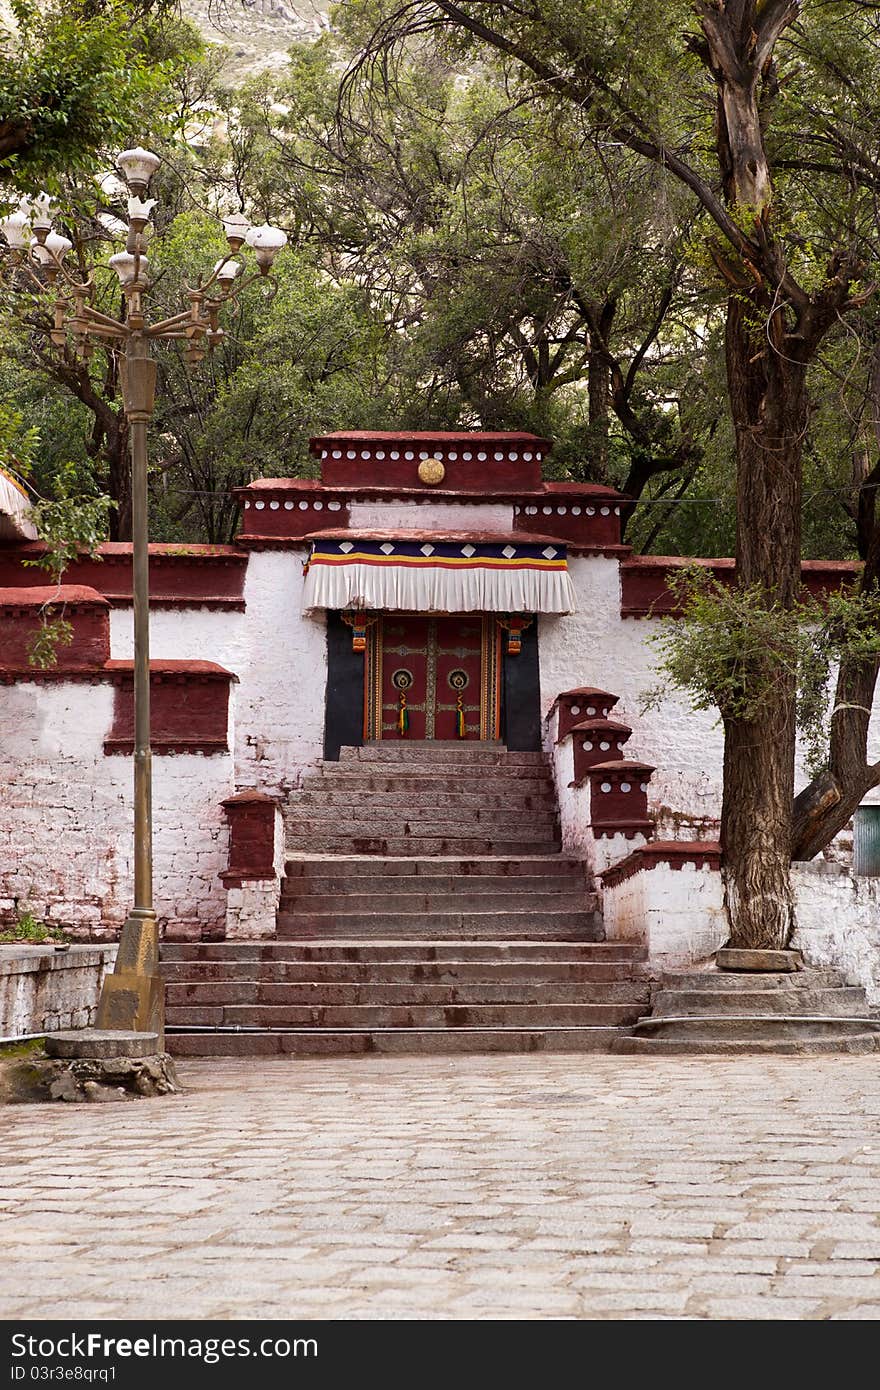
301, 537, 575, 615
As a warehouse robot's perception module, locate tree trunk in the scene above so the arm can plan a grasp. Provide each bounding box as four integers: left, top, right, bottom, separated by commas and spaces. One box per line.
719, 291, 806, 950
587, 343, 610, 479
105, 416, 132, 542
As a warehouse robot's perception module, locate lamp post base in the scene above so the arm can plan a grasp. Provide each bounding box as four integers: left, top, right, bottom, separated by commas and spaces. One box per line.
96, 908, 164, 1045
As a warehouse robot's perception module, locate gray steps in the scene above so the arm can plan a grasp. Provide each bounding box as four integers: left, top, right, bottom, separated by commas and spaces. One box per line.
165, 1002, 644, 1028
161, 959, 647, 984
276, 912, 600, 941
651, 987, 868, 1017
162, 942, 647, 962
165, 980, 650, 1006
278, 892, 593, 913
310, 774, 557, 793
612, 965, 880, 1056
291, 790, 558, 810
615, 1033, 880, 1055
283, 856, 587, 879
283, 837, 562, 855
166, 1027, 628, 1057
336, 743, 548, 764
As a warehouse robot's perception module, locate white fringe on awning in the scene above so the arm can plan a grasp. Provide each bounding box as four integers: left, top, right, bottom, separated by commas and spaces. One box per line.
0, 468, 37, 541
302, 555, 576, 615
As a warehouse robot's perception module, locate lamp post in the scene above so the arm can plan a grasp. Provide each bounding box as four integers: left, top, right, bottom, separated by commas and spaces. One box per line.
0, 153, 287, 1040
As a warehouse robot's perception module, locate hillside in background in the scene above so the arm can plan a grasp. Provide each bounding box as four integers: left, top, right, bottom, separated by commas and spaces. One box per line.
182, 0, 328, 76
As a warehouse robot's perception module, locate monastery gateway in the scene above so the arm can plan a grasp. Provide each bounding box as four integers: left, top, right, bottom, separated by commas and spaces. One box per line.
1, 431, 879, 1053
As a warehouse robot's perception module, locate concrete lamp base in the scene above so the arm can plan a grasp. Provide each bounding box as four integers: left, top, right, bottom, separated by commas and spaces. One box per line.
95, 910, 164, 1045
0, 1029, 182, 1104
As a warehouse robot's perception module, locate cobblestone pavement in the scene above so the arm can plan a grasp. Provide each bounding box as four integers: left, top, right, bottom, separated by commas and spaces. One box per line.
2, 1055, 880, 1320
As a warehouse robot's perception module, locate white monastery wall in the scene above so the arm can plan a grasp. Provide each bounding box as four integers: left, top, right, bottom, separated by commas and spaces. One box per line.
232, 549, 327, 794
602, 863, 727, 968
110, 606, 249, 674
540, 556, 723, 835
348, 501, 513, 531
0, 680, 231, 939
791, 864, 880, 1005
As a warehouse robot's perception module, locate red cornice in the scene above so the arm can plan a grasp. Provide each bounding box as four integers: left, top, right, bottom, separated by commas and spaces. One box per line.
620, 555, 862, 617
600, 839, 723, 887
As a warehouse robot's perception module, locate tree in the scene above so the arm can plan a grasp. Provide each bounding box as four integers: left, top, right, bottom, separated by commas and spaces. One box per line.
343, 0, 880, 949
0, 0, 181, 191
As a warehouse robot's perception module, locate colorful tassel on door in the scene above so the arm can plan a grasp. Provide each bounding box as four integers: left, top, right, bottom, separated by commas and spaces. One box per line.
398, 692, 409, 735
456, 693, 466, 739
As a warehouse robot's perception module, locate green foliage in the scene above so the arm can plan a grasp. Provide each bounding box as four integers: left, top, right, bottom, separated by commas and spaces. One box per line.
0, 0, 191, 192
24, 465, 114, 583
0, 908, 67, 943
644, 567, 880, 774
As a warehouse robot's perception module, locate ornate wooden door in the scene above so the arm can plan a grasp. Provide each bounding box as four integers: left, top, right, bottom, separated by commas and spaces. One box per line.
365, 614, 501, 740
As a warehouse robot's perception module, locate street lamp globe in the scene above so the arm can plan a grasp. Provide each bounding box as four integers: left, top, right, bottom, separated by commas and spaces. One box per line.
222, 212, 250, 250
245, 222, 288, 273
116, 147, 161, 193
109, 250, 150, 286
214, 258, 242, 293
0, 210, 31, 250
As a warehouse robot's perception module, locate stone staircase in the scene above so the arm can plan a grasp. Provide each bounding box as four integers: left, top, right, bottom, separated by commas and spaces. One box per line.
162, 941, 651, 1055
615, 967, 880, 1054
163, 742, 654, 1055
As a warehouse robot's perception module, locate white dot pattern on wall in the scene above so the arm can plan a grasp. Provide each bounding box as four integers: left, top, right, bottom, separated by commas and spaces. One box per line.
640, 783, 648, 792
346, 450, 356, 458
621, 782, 631, 793
570, 705, 580, 716
255, 500, 265, 510
601, 506, 610, 515
269, 501, 279, 510
586, 706, 596, 716
284, 501, 294, 510
313, 501, 323, 510
298, 501, 309, 510
327, 501, 342, 511
600, 782, 612, 793
583, 740, 593, 750
571, 506, 581, 515
600, 741, 610, 750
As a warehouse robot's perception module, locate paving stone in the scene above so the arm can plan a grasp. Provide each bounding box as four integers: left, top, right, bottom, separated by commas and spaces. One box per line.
3, 1054, 880, 1319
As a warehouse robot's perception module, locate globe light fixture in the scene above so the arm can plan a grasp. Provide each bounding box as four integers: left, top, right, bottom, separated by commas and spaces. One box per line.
222, 212, 250, 250
214, 258, 242, 293
245, 222, 288, 273
116, 147, 161, 193
109, 251, 149, 286
0, 210, 31, 250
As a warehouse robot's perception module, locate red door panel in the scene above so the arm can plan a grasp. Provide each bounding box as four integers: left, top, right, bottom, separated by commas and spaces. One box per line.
434, 616, 483, 740
366, 614, 501, 741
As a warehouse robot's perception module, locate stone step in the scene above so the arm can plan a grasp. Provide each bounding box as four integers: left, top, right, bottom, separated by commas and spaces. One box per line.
166, 1027, 630, 1057
280, 874, 591, 897
164, 980, 651, 1006
337, 744, 548, 765
283, 837, 562, 855
283, 856, 586, 878
283, 812, 560, 834
290, 790, 559, 810
165, 1001, 644, 1028
276, 910, 602, 940
309, 773, 557, 793
613, 1033, 880, 1055
160, 940, 647, 962
629, 1014, 880, 1040
659, 969, 847, 990
652, 987, 869, 1017
160, 959, 649, 984
277, 891, 594, 914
